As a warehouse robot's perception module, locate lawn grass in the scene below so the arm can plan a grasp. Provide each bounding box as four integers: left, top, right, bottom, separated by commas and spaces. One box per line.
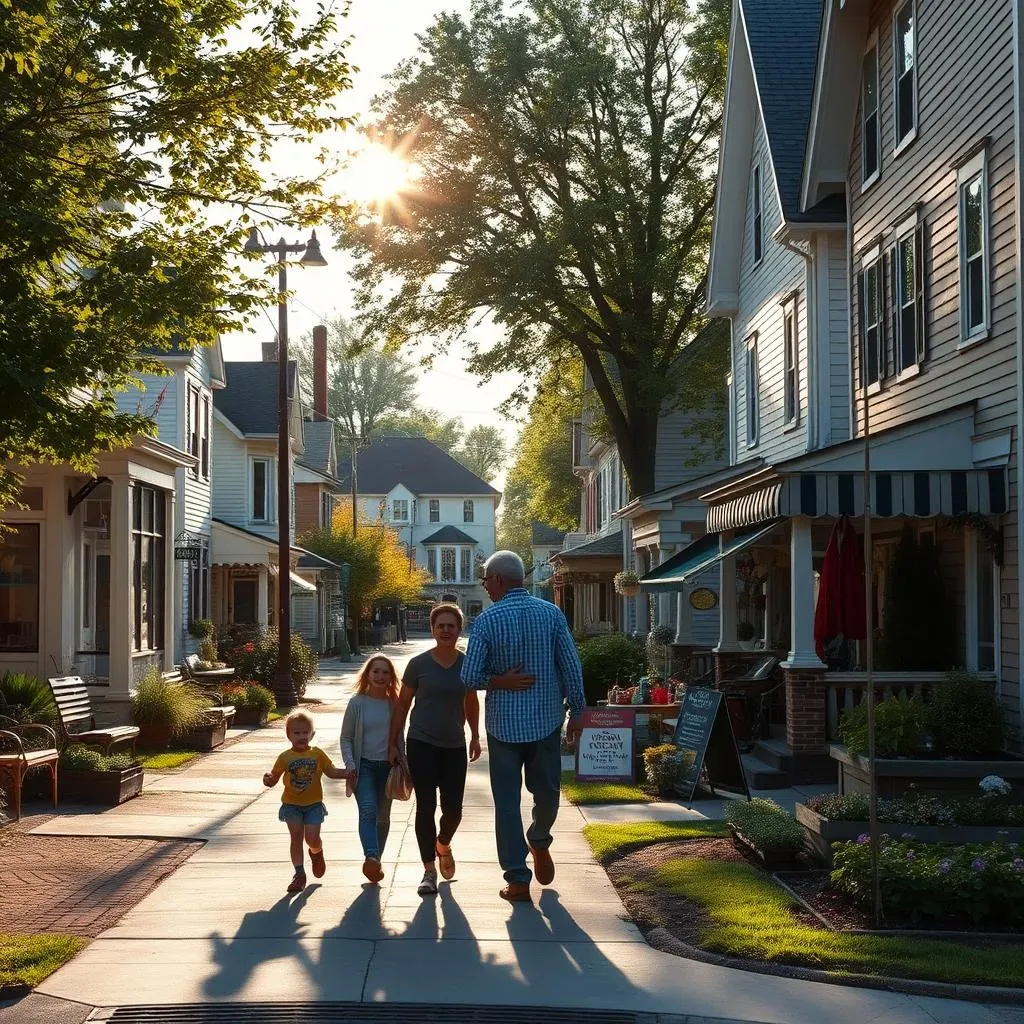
560, 770, 654, 806
655, 857, 1024, 987
583, 819, 730, 862
267, 711, 285, 723
138, 749, 198, 771
0, 934, 87, 988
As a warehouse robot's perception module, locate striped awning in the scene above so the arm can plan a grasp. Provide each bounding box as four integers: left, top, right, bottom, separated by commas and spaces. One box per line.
707, 469, 1007, 533
640, 521, 780, 590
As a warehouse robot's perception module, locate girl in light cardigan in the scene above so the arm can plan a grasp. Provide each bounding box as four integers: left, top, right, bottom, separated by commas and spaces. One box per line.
340, 655, 405, 883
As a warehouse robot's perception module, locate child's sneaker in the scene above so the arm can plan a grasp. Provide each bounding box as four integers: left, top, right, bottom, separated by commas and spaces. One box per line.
310, 847, 326, 878
362, 856, 385, 884
417, 869, 438, 896
287, 869, 306, 893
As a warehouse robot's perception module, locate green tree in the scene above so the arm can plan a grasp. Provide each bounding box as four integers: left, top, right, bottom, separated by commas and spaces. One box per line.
1, 0, 351, 511
457, 424, 507, 482
340, 0, 729, 496
499, 358, 583, 561
374, 408, 466, 454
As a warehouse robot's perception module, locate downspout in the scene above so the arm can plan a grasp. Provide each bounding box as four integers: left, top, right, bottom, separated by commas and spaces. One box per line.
1013, 0, 1024, 738
781, 233, 816, 452
847, 181, 856, 441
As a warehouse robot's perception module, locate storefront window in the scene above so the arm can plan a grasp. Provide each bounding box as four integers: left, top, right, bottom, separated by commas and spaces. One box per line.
133, 486, 166, 651
0, 524, 39, 652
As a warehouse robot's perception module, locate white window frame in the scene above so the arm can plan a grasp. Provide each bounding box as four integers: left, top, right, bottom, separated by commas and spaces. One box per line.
744, 334, 759, 448
752, 162, 763, 266
440, 547, 457, 583
861, 34, 880, 190
392, 498, 409, 522
858, 245, 883, 394
957, 148, 990, 346
250, 457, 272, 523
460, 546, 472, 582
893, 0, 918, 155
894, 212, 925, 378
429, 499, 440, 523
782, 295, 800, 428
463, 499, 474, 523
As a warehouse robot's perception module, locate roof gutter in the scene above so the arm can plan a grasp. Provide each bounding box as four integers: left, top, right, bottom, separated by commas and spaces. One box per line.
777, 228, 818, 452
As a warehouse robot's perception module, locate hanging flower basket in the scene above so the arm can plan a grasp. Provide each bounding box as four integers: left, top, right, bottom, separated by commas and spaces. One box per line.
614, 570, 641, 597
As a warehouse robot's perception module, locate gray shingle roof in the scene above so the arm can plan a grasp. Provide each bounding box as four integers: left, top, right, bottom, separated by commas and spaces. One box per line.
422, 525, 478, 545
742, 0, 842, 224
555, 533, 623, 558
531, 521, 567, 546
340, 435, 501, 497
300, 420, 334, 476
214, 361, 297, 435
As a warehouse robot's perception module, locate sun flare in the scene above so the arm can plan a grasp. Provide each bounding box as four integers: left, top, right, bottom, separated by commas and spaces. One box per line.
343, 142, 417, 205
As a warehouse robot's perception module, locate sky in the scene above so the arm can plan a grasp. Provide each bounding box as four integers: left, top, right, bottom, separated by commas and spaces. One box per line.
220, 0, 524, 491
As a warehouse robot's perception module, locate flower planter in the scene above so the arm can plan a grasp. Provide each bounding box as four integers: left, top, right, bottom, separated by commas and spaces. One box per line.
728, 824, 804, 869
180, 718, 227, 751
794, 801, 1024, 865
829, 743, 1024, 799
136, 723, 173, 750
232, 707, 269, 728
60, 766, 144, 806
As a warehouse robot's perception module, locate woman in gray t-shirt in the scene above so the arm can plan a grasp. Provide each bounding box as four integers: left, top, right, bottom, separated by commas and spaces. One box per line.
388, 603, 480, 895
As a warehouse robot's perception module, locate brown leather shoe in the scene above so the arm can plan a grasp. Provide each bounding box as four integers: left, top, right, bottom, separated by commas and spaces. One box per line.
530, 844, 555, 885
499, 883, 532, 903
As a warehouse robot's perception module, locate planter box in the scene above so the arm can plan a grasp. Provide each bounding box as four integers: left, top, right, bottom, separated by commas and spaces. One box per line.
728, 824, 804, 869
233, 707, 269, 728
829, 743, 1024, 799
795, 801, 1024, 865
60, 766, 144, 806
136, 723, 173, 750
180, 719, 227, 751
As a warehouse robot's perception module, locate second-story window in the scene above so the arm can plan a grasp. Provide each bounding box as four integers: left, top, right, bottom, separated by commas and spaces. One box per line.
201, 395, 210, 479
894, 1, 917, 151
858, 251, 883, 389
251, 458, 270, 521
745, 334, 759, 447
463, 499, 474, 523
862, 41, 880, 186
429, 499, 440, 523
321, 491, 333, 529
895, 215, 926, 374
783, 297, 799, 426
392, 498, 409, 522
958, 148, 990, 344
752, 162, 763, 265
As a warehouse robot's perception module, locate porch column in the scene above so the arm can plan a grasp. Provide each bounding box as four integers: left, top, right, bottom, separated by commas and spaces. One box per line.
675, 585, 694, 644
162, 487, 176, 671
636, 549, 650, 635
715, 541, 739, 652
257, 567, 269, 625
657, 547, 671, 626
107, 476, 132, 700
964, 526, 979, 672
783, 516, 825, 669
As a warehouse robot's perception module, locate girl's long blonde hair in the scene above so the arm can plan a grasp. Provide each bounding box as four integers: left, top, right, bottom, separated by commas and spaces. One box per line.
354, 654, 401, 701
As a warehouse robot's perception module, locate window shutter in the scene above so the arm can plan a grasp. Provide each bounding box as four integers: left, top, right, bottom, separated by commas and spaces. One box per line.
915, 222, 927, 362
856, 270, 866, 389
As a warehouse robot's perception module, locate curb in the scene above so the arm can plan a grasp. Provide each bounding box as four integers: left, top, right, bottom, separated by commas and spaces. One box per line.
0, 984, 31, 1002
645, 927, 1024, 1005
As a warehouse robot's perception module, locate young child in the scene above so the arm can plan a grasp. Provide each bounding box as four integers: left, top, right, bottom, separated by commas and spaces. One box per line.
341, 655, 404, 884
263, 710, 351, 892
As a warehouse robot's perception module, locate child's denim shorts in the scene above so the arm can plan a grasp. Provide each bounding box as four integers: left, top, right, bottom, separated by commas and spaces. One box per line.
279, 801, 328, 825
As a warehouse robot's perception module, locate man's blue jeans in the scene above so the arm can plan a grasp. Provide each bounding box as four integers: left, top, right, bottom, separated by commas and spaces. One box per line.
487, 726, 562, 885
354, 758, 393, 859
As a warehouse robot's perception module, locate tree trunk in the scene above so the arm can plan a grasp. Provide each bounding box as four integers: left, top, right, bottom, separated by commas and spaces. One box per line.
615, 406, 659, 497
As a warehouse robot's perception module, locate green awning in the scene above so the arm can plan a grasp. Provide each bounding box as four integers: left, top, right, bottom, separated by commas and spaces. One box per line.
640, 520, 780, 589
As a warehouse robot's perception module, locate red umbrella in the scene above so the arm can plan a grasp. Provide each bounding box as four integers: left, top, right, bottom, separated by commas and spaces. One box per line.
814, 521, 843, 659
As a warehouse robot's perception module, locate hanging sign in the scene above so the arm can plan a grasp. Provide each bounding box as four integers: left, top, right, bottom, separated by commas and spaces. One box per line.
575, 707, 635, 783
672, 687, 749, 803
173, 531, 203, 563
689, 587, 719, 611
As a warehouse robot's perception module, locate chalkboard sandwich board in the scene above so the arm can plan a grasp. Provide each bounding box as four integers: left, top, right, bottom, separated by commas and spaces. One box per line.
575, 707, 635, 783
672, 687, 749, 804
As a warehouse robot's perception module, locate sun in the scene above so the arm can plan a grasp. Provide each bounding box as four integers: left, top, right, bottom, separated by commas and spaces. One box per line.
343, 142, 417, 206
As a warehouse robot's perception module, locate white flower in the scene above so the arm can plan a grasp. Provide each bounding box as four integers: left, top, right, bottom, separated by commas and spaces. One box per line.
979, 775, 1011, 797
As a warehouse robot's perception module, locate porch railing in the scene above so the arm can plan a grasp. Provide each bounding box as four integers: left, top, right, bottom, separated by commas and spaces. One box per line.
825, 671, 998, 740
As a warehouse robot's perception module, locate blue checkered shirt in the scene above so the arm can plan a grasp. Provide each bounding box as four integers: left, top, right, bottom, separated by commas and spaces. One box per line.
460, 588, 585, 743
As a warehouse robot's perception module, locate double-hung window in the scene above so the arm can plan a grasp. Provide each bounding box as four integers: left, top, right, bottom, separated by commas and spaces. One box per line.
463, 499, 474, 523
460, 548, 472, 582
744, 334, 759, 447
893, 1, 917, 151
752, 163, 763, 265
392, 498, 409, 522
862, 41, 880, 187
958, 148, 990, 344
895, 214, 926, 374
858, 250, 883, 390
429, 499, 440, 523
132, 486, 166, 652
427, 548, 438, 581
251, 458, 271, 522
782, 296, 799, 426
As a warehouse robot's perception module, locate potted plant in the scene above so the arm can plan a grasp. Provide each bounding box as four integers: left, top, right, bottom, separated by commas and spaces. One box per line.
224, 682, 276, 728
736, 621, 756, 650
59, 744, 144, 805
613, 570, 641, 597
131, 669, 210, 749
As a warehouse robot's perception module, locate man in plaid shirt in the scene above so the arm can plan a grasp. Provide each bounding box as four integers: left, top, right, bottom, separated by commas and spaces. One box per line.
461, 550, 585, 902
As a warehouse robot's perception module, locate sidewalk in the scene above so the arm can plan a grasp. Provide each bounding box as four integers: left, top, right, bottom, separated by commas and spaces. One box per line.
17, 640, 1024, 1023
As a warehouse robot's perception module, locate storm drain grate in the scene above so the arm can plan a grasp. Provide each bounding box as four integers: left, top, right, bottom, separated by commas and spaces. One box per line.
97, 1004, 642, 1024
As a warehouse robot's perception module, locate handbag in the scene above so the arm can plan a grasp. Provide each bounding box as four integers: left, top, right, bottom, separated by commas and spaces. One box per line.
385, 758, 413, 801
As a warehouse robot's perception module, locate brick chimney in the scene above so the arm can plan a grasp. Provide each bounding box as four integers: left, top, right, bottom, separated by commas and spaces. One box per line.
312, 323, 328, 420
262, 339, 279, 362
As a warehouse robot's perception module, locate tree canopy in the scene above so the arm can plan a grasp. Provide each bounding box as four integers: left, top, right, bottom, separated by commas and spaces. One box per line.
1, 0, 351, 510
340, 0, 729, 495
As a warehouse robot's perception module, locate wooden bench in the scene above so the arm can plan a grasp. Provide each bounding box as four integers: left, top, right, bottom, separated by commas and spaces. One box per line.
46, 676, 140, 756
181, 654, 236, 685
0, 717, 58, 820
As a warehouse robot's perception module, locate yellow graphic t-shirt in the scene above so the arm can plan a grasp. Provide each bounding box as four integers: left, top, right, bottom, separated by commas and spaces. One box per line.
273, 746, 334, 806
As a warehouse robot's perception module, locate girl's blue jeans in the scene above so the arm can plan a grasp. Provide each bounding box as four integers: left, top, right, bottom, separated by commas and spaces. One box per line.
354, 758, 393, 858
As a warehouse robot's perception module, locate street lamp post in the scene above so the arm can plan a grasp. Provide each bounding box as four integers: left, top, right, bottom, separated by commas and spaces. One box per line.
244, 226, 327, 707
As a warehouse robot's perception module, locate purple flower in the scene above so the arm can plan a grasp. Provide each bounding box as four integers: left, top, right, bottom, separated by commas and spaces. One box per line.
938, 859, 951, 874
1012, 858, 1024, 872
857, 833, 870, 845
971, 857, 987, 872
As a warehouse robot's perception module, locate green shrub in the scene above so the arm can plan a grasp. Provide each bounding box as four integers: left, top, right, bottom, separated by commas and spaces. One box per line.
806, 790, 1024, 827
577, 633, 646, 705
224, 682, 276, 713
188, 619, 215, 641
805, 792, 870, 821
223, 630, 317, 698
130, 669, 211, 736
0, 672, 56, 726
642, 743, 694, 797
198, 638, 219, 664
59, 744, 136, 772
926, 671, 1005, 756
725, 798, 805, 857
831, 837, 1024, 926
837, 694, 928, 758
